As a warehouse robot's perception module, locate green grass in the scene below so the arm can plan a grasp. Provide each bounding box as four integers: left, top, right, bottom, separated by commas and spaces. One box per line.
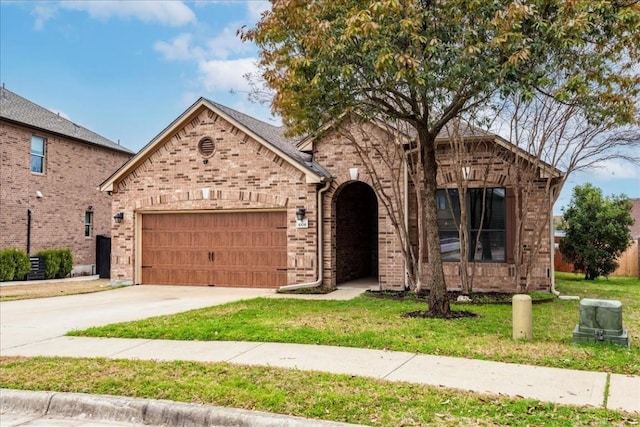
69, 273, 640, 374
1, 356, 636, 426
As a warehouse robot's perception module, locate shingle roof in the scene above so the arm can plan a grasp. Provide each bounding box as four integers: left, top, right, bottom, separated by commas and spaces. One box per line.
0, 86, 132, 154
204, 98, 331, 178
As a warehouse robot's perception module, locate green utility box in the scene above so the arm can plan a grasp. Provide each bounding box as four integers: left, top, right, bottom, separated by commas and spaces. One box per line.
573, 299, 629, 347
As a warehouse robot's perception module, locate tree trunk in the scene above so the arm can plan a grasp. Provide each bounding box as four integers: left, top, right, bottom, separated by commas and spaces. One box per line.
585, 268, 598, 280
420, 131, 450, 316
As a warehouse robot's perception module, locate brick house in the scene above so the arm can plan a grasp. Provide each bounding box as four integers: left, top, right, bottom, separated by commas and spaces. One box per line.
101, 98, 561, 291
0, 87, 133, 276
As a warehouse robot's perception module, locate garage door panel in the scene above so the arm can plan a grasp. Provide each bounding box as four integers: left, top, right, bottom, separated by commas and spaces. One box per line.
225, 271, 247, 286
272, 231, 287, 247
211, 231, 231, 247
251, 231, 270, 247
142, 212, 287, 287
174, 250, 205, 266
231, 232, 249, 247
189, 270, 211, 285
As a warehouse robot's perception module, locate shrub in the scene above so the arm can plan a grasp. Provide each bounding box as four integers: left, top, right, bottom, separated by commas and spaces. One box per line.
0, 248, 31, 281
36, 250, 60, 279
0, 250, 16, 281
10, 249, 31, 280
58, 249, 73, 278
36, 249, 74, 279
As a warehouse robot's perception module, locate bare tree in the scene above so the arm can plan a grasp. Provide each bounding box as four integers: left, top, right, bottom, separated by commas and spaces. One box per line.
501, 91, 640, 291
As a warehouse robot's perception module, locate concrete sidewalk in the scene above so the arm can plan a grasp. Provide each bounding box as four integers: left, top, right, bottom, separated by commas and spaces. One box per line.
2, 335, 638, 414
1, 279, 638, 426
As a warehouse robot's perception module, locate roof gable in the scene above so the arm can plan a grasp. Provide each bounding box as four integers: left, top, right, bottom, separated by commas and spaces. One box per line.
298, 115, 561, 179
101, 98, 327, 192
0, 86, 132, 154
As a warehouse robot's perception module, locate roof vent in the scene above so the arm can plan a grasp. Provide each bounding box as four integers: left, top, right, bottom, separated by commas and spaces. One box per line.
198, 137, 215, 158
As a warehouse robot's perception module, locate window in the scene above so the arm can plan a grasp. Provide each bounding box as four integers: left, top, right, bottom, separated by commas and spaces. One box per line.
31, 136, 46, 173
437, 188, 506, 262
84, 211, 93, 237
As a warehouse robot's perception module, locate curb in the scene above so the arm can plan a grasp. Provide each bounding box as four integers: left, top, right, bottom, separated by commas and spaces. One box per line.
0, 389, 366, 427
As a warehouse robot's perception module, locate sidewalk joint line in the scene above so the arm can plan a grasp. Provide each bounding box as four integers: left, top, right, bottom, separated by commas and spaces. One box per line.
381, 353, 418, 379
225, 341, 265, 362
602, 373, 611, 409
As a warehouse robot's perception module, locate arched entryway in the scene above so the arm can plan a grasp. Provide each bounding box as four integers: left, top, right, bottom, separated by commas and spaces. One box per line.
335, 181, 379, 284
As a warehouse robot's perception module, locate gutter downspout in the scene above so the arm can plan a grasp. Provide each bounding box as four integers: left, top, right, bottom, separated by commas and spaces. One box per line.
27, 209, 32, 254
279, 178, 332, 291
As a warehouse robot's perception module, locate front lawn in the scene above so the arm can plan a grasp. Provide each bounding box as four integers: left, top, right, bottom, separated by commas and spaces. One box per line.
70, 273, 640, 374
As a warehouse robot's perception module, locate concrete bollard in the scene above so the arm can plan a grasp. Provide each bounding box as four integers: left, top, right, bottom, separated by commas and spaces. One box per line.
512, 294, 532, 340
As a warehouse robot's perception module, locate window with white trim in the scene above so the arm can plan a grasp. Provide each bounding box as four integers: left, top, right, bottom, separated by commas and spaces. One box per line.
84, 211, 93, 237
31, 135, 46, 173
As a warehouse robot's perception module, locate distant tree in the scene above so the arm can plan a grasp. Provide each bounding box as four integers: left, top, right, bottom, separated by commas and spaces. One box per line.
560, 184, 634, 280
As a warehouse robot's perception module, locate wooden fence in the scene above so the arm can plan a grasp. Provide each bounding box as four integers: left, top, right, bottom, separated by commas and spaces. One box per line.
612, 239, 639, 277
554, 237, 640, 278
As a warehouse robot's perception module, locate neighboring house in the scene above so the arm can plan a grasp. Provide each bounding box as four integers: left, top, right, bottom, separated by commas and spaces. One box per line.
555, 198, 640, 277
101, 98, 560, 291
0, 86, 133, 276
624, 198, 640, 277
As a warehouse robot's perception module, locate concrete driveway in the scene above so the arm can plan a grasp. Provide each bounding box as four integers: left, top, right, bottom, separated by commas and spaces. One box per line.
0, 285, 273, 351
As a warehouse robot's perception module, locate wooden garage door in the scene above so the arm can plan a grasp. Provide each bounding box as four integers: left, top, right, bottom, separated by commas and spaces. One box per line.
141, 212, 287, 287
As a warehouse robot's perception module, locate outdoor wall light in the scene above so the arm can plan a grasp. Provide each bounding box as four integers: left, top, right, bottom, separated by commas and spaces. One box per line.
295, 208, 308, 229
113, 212, 124, 223
296, 208, 306, 221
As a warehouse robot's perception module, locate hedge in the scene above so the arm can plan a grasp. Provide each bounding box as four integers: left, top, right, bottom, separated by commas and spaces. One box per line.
35, 249, 73, 279
0, 249, 31, 282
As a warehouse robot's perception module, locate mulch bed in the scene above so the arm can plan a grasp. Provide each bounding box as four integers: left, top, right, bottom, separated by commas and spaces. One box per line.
365, 288, 556, 319
402, 309, 479, 319
364, 289, 555, 305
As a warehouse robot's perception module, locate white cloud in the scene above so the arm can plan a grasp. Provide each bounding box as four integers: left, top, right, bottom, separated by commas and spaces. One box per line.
149, 1, 267, 100
59, 0, 196, 27
230, 99, 280, 126
155, 22, 253, 62
590, 159, 640, 180
32, 4, 57, 30
179, 91, 201, 109
205, 24, 253, 60
198, 58, 258, 92
246, 1, 270, 23
154, 33, 204, 61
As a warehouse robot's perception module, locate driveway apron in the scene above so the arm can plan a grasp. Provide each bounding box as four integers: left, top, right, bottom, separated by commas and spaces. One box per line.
0, 285, 272, 350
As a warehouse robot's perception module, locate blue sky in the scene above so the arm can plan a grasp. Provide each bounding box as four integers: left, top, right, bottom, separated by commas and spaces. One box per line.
1, 1, 638, 213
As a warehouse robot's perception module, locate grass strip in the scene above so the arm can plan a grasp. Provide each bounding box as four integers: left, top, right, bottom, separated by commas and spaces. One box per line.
1, 356, 636, 427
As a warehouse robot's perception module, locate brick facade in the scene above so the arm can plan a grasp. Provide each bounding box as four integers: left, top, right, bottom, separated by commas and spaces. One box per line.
426, 140, 554, 292
106, 100, 555, 292
0, 121, 132, 272
109, 106, 319, 285
313, 125, 406, 289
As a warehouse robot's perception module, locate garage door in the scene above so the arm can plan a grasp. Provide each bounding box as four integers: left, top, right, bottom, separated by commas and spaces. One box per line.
141, 211, 287, 287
